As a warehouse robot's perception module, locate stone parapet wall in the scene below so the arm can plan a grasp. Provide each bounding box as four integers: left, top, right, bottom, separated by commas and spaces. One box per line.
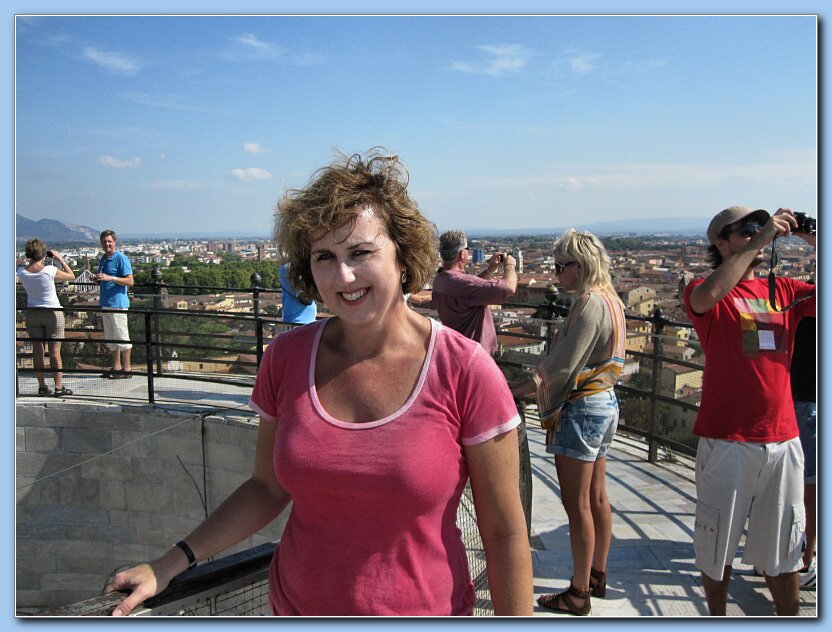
16, 402, 286, 609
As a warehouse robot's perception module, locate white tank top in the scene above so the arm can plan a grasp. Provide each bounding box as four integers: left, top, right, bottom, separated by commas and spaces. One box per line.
16, 265, 61, 308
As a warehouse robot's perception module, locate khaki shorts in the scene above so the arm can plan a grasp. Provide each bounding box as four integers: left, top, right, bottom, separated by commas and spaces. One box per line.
694, 437, 805, 579
25, 308, 65, 340
101, 310, 132, 351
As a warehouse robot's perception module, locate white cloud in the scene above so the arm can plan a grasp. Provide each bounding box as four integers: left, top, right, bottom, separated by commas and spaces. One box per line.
243, 142, 271, 154
450, 44, 536, 77
232, 33, 284, 61
230, 167, 273, 181
83, 46, 142, 75
98, 155, 142, 168
564, 49, 602, 76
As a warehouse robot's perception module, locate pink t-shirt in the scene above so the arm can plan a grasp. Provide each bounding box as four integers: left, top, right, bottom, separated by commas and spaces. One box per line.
432, 269, 512, 354
249, 318, 520, 616
683, 276, 815, 442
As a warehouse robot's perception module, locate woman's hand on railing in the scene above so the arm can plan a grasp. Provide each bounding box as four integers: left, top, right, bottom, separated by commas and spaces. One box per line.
103, 550, 185, 616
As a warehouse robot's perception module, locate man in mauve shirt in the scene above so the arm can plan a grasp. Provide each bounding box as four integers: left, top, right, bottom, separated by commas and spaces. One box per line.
432, 230, 517, 355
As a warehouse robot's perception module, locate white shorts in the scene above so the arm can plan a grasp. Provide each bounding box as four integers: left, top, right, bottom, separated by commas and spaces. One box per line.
101, 310, 132, 351
694, 437, 805, 580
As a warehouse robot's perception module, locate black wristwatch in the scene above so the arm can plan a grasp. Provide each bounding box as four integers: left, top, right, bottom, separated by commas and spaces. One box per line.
173, 540, 197, 570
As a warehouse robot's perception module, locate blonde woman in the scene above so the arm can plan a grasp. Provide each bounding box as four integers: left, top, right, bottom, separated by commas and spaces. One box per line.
512, 228, 626, 616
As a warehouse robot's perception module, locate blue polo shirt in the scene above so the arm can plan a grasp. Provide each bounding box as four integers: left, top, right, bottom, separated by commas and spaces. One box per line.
279, 263, 317, 324
98, 250, 132, 308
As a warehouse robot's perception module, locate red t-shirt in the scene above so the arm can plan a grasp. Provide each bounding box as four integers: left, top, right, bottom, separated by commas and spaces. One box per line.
432, 269, 512, 354
249, 318, 520, 615
683, 276, 815, 442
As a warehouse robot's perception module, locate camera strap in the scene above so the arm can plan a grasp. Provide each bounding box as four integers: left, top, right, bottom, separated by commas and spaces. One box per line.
767, 237, 815, 312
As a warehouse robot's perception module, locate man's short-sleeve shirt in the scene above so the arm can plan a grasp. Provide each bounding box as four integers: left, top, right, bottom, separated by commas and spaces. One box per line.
683, 276, 815, 442
432, 269, 512, 354
98, 251, 132, 308
279, 263, 317, 324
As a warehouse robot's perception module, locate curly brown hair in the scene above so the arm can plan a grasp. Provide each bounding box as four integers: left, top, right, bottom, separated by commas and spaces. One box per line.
274, 148, 438, 300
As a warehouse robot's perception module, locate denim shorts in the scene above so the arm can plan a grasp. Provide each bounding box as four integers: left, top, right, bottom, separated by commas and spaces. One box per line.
795, 401, 816, 484
547, 389, 619, 462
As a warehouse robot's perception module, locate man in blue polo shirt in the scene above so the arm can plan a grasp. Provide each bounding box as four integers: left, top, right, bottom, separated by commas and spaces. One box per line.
279, 262, 317, 325
94, 229, 134, 378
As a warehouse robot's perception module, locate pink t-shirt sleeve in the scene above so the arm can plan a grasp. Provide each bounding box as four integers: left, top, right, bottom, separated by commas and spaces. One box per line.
249, 340, 280, 422
456, 344, 520, 445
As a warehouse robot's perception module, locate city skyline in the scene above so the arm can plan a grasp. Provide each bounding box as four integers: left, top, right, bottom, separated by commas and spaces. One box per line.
15, 13, 817, 238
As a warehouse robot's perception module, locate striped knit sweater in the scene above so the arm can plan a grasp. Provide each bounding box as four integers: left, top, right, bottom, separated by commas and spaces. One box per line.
532, 289, 626, 430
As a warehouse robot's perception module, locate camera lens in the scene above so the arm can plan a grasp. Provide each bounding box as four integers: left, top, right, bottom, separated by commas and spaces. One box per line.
794, 212, 817, 235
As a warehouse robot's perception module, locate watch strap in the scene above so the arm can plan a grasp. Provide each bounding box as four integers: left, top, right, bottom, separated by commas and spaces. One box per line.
173, 540, 197, 570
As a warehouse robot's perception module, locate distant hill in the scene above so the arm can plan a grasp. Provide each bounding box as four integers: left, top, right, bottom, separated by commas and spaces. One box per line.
16, 215, 100, 244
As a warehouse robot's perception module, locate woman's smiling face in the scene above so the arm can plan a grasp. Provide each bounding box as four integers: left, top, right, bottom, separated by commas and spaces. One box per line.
309, 206, 405, 328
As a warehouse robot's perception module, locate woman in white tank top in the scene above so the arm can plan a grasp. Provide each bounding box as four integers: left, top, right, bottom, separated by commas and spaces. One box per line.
16, 238, 75, 396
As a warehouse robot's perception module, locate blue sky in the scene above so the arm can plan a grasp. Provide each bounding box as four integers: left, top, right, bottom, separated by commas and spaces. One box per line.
15, 13, 817, 237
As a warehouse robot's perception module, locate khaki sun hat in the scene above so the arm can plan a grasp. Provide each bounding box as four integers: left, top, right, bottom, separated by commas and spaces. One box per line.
707, 206, 770, 244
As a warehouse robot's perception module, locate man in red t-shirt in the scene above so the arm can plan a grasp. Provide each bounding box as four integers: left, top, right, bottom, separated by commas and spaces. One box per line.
684, 206, 815, 616
432, 230, 517, 354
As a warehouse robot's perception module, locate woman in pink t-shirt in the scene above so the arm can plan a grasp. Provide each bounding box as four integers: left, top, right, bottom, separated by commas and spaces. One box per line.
106, 149, 533, 616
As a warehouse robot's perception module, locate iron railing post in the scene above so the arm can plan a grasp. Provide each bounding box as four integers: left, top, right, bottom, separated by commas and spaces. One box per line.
145, 311, 155, 404
251, 273, 263, 366
542, 284, 559, 353
251, 272, 261, 320
152, 266, 164, 376
648, 307, 665, 463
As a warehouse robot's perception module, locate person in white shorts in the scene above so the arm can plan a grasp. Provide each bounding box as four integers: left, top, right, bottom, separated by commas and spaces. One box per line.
94, 229, 134, 378
683, 206, 815, 616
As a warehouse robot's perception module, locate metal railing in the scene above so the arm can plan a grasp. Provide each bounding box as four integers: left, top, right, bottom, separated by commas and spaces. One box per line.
493, 300, 702, 462
16, 275, 703, 458
24, 481, 492, 617
15, 274, 704, 616
15, 274, 285, 408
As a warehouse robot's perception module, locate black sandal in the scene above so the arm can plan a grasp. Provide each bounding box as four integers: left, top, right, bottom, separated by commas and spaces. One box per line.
537, 583, 591, 616
53, 386, 73, 397
590, 567, 607, 598
37, 385, 51, 397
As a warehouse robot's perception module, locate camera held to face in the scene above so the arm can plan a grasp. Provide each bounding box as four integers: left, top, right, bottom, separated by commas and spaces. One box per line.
793, 212, 816, 235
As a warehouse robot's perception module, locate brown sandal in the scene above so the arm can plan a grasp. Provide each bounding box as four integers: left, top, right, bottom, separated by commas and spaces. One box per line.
537, 583, 591, 616
590, 567, 607, 598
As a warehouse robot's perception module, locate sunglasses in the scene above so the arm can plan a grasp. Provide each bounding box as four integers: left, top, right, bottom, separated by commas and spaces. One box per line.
724, 222, 763, 239
554, 261, 575, 275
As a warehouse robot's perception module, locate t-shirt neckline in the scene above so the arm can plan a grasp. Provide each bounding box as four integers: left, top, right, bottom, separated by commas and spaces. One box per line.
308, 317, 438, 429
